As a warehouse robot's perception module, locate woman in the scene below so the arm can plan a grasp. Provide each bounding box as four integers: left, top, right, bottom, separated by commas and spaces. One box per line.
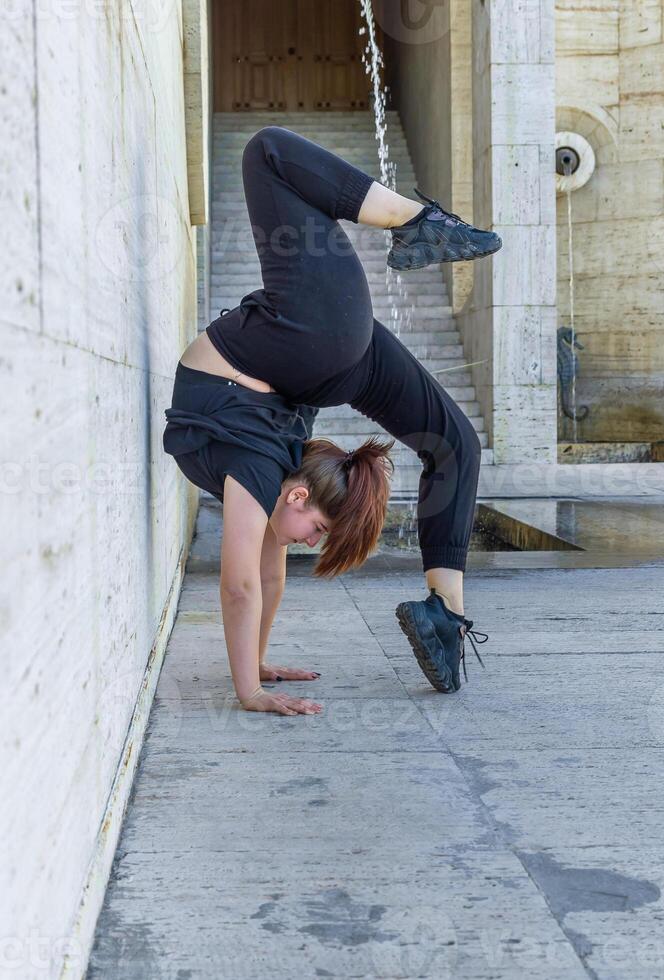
164, 126, 497, 717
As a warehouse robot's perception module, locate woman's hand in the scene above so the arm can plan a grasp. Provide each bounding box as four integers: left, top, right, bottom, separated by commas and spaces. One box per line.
259, 662, 321, 682
240, 686, 323, 716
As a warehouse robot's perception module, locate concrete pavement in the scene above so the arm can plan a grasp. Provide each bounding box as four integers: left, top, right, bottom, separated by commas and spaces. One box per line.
86, 496, 664, 979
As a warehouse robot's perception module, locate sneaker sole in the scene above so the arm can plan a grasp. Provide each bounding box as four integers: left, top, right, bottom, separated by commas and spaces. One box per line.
395, 601, 454, 693
387, 239, 502, 271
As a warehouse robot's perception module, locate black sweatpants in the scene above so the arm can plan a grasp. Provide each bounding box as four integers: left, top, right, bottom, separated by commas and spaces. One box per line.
208, 126, 481, 573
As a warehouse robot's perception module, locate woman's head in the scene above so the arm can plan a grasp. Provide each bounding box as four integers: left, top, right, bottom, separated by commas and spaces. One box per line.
269, 436, 395, 577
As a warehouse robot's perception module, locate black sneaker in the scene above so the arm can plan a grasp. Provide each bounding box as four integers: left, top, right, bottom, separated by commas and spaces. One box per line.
395, 587, 489, 693
387, 188, 502, 271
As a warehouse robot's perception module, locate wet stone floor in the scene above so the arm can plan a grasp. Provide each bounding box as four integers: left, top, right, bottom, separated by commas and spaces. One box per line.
86, 494, 664, 979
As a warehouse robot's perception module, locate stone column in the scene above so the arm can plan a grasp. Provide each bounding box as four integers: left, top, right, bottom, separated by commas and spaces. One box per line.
461, 0, 557, 464
448, 0, 474, 315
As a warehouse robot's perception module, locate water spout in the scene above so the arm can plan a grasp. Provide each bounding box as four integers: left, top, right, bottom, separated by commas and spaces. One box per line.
566, 185, 578, 442
555, 144, 587, 441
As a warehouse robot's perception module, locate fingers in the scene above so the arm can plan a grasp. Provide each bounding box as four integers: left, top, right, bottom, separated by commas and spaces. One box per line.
285, 667, 320, 679
240, 690, 323, 716
264, 665, 321, 681
273, 694, 323, 715
280, 670, 320, 681
291, 698, 323, 714
274, 702, 298, 716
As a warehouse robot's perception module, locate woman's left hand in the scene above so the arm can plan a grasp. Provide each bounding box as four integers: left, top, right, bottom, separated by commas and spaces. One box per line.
259, 663, 321, 682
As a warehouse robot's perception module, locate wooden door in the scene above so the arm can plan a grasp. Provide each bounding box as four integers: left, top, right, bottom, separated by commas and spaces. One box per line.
213, 0, 374, 111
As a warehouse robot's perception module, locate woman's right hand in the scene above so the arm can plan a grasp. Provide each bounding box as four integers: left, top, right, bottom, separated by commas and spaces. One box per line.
239, 686, 323, 716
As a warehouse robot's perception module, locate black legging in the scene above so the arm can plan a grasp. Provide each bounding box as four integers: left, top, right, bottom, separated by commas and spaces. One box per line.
207, 126, 481, 573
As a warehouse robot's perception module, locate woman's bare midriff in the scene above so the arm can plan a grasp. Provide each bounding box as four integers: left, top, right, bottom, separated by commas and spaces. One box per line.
180, 331, 277, 394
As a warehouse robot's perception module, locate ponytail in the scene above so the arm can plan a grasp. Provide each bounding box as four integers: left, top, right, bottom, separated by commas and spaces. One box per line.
286, 436, 395, 577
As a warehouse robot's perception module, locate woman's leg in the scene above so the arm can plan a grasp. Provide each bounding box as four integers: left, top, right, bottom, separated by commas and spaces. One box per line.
241, 128, 480, 606
357, 182, 424, 228
349, 319, 482, 614
223, 126, 431, 399
241, 126, 375, 324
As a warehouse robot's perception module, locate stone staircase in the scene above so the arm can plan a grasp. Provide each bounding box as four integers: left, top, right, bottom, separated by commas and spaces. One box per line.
210, 111, 493, 497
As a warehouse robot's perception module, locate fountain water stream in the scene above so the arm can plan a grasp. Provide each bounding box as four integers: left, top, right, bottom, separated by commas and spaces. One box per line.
358, 2, 414, 339
358, 3, 418, 526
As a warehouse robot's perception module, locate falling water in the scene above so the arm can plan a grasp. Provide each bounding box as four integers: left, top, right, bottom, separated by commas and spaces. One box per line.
564, 169, 578, 444
358, 2, 394, 189
358, 2, 414, 340
358, 2, 415, 525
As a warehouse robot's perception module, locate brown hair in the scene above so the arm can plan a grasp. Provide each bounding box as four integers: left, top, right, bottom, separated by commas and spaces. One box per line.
284, 436, 395, 578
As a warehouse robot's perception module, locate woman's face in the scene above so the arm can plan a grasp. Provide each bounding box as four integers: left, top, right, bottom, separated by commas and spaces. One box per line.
269, 483, 330, 548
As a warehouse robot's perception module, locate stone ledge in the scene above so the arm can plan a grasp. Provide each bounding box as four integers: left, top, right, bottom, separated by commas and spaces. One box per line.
478, 461, 664, 496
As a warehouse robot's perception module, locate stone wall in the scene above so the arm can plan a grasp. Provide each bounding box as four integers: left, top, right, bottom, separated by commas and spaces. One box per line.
385, 0, 663, 449
555, 0, 664, 441
1, 2, 204, 975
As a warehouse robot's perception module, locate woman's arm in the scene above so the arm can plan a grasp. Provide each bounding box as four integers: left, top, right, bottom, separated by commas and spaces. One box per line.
258, 522, 287, 665
220, 476, 321, 716
219, 476, 266, 701
257, 523, 322, 683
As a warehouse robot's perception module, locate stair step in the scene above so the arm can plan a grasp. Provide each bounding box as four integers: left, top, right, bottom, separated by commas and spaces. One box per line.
213, 111, 402, 122
371, 305, 452, 318
401, 343, 465, 358
313, 414, 485, 437
209, 242, 420, 262
390, 451, 494, 489
213, 109, 403, 116
391, 325, 460, 340
209, 299, 456, 330
209, 203, 404, 221
211, 196, 419, 209
210, 282, 449, 302
209, 268, 445, 286
387, 329, 461, 344
210, 287, 451, 307
309, 433, 489, 456
213, 139, 410, 151
214, 124, 407, 133
212, 167, 414, 180
212, 216, 416, 239
209, 285, 449, 312
212, 155, 412, 168
213, 144, 409, 157
210, 263, 448, 288
213, 158, 412, 168
209, 297, 453, 320
318, 398, 482, 422
211, 172, 416, 186
211, 177, 417, 191
211, 296, 449, 316
316, 395, 477, 424
215, 123, 407, 131
417, 356, 467, 371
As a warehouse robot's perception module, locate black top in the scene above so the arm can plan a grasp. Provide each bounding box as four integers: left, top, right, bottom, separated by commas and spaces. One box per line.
205, 295, 374, 408
162, 362, 318, 518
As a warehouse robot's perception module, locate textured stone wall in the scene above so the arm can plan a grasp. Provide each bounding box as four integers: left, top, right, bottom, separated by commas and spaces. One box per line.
555, 0, 664, 441
461, 0, 558, 463
0, 2, 201, 976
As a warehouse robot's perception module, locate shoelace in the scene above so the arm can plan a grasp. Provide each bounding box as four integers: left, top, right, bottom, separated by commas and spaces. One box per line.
413, 187, 474, 228
459, 618, 490, 683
